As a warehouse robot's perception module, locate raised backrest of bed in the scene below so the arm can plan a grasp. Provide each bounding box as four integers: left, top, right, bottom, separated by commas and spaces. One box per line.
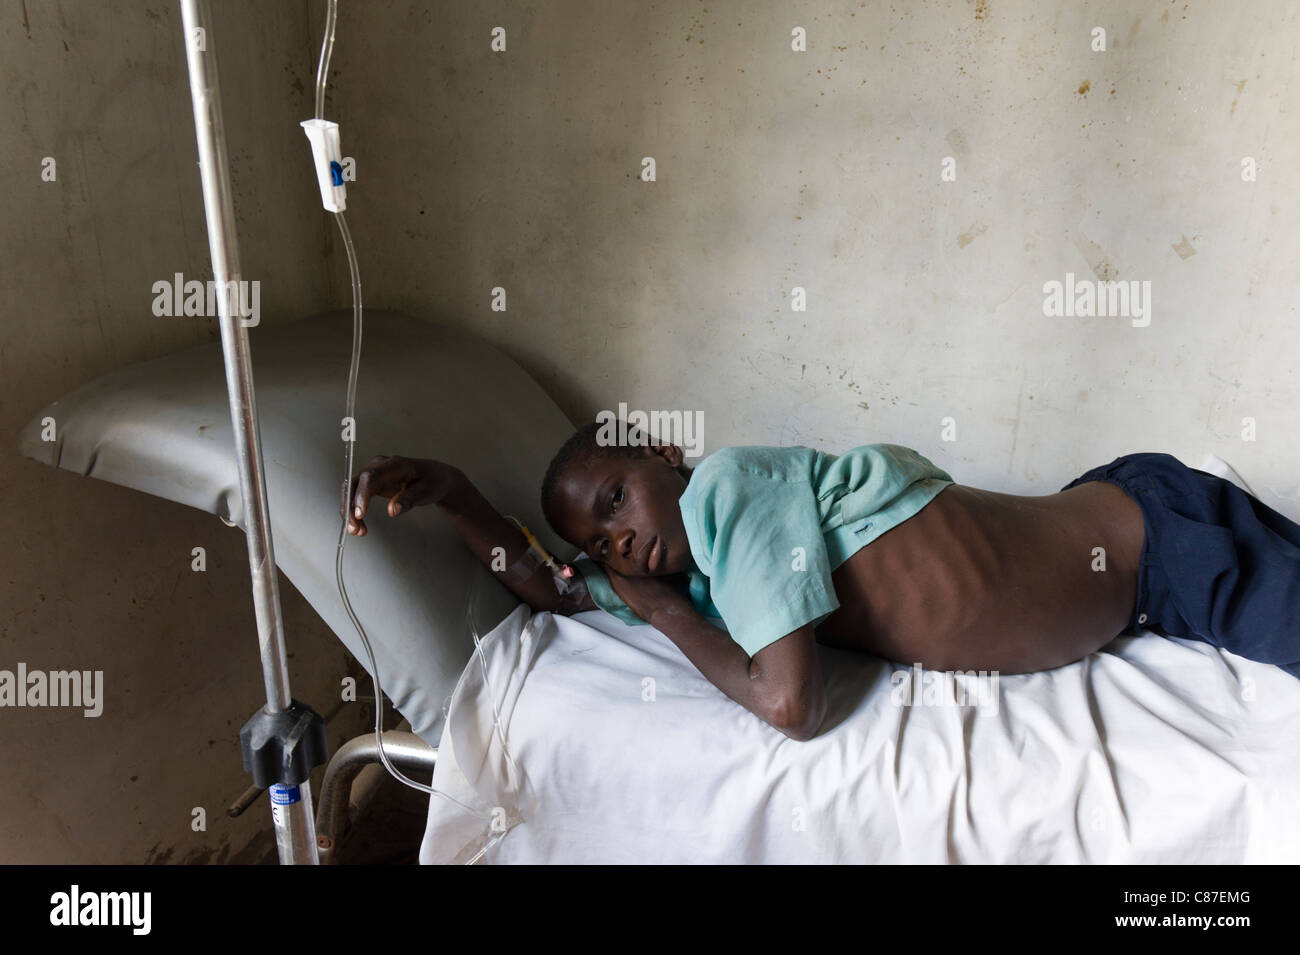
15, 308, 579, 744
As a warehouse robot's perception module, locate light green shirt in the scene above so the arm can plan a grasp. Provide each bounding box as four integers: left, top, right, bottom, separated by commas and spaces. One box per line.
574, 444, 954, 657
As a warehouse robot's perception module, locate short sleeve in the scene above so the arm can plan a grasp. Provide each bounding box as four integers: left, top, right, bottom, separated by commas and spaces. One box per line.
571, 557, 649, 626
679, 448, 839, 657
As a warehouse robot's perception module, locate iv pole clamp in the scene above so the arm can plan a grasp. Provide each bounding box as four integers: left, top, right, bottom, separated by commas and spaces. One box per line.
178, 0, 328, 864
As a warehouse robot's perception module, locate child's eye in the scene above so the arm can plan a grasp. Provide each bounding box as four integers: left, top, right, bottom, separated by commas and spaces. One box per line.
611, 486, 625, 512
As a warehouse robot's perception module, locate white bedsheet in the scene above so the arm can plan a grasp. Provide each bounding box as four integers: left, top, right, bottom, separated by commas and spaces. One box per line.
419, 605, 1300, 864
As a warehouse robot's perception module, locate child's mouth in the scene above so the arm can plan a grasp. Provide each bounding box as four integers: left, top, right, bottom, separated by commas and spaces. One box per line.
645, 537, 664, 573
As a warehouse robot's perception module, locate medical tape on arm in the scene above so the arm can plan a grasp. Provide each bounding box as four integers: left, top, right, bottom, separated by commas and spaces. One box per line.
499, 519, 587, 610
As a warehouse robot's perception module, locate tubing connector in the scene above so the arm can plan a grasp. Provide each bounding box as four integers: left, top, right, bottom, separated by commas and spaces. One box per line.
513, 521, 578, 592
300, 118, 347, 212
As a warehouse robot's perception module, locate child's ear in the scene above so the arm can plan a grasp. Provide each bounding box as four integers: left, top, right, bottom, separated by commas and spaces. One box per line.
647, 442, 684, 468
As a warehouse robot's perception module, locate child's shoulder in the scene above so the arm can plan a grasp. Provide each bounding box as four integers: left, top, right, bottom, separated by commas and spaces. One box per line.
692, 443, 942, 491
689, 445, 823, 487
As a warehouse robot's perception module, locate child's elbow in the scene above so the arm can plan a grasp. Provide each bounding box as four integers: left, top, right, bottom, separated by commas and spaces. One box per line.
768, 692, 828, 742
779, 723, 818, 743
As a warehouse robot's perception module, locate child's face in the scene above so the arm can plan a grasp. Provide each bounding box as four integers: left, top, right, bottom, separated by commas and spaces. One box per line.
552, 444, 693, 578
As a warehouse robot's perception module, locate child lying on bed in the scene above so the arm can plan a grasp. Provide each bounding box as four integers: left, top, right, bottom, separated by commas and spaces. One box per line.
343, 420, 1300, 741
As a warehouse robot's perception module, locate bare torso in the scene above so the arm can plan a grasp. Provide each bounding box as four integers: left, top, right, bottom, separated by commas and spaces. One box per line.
816, 481, 1146, 673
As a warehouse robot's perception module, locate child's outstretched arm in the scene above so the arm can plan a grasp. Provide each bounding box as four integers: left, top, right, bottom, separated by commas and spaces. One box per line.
343, 454, 597, 615
604, 568, 828, 742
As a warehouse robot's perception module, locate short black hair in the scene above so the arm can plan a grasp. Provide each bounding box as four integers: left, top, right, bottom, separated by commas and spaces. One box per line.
540, 419, 648, 537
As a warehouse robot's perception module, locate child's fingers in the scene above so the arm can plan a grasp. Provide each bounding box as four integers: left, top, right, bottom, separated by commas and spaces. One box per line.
341, 474, 364, 535
345, 463, 386, 532
344, 456, 419, 533
351, 468, 378, 521
343, 486, 366, 535
388, 479, 413, 516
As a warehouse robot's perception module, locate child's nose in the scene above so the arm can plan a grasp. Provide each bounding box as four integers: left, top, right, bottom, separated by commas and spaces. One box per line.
616, 527, 637, 559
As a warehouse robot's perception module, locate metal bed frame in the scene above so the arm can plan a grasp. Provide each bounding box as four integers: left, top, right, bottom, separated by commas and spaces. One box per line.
314, 731, 437, 864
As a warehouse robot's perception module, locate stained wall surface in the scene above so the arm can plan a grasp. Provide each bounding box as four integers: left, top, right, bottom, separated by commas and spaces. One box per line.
333, 0, 1299, 506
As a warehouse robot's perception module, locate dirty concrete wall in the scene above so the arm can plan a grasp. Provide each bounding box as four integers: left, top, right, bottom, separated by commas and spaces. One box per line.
1, 0, 352, 863
330, 0, 1300, 513
4, 0, 1299, 865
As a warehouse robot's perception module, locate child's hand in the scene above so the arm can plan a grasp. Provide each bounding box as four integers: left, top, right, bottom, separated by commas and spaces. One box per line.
603, 567, 690, 624
342, 455, 456, 536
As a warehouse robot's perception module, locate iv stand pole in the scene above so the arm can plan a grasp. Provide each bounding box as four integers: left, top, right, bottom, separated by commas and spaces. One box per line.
178, 0, 320, 864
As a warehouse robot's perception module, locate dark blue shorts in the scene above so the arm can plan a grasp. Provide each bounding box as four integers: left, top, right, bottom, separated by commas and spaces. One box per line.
1061, 453, 1300, 680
